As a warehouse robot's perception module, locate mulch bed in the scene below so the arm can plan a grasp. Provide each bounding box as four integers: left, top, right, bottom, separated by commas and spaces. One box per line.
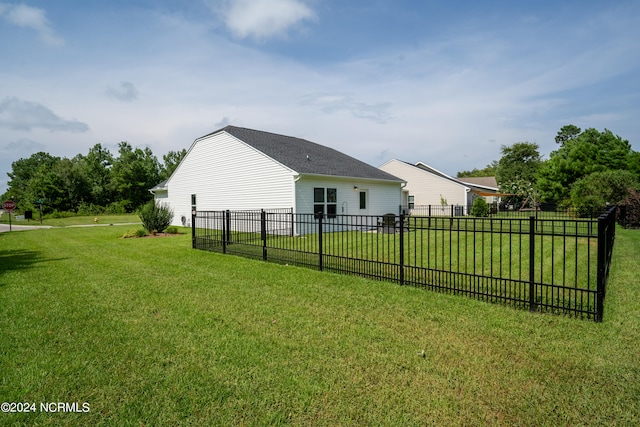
123, 232, 183, 239
144, 232, 182, 238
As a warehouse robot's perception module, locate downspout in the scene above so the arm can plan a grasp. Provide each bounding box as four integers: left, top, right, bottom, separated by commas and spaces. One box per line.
292, 174, 301, 236
464, 186, 470, 215
401, 181, 408, 213
293, 174, 301, 214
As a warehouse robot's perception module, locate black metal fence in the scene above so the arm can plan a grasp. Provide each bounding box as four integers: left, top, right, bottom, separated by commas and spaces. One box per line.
401, 204, 607, 219
192, 206, 618, 321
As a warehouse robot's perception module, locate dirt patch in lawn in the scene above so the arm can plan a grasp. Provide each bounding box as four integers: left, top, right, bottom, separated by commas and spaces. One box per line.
122, 231, 184, 239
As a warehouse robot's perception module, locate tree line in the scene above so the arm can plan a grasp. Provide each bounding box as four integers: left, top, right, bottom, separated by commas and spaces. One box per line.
3, 125, 639, 217
458, 125, 640, 214
1, 142, 186, 215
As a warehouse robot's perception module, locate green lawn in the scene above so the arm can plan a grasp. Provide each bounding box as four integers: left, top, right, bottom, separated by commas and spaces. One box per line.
204, 224, 598, 312
0, 213, 140, 227
1, 226, 638, 425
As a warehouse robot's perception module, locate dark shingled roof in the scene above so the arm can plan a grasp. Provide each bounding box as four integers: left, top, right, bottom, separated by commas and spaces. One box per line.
457, 176, 498, 189
149, 179, 168, 191
199, 126, 403, 182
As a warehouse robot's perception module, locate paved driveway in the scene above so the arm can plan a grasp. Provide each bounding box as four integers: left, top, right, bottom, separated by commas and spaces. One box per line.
0, 222, 141, 232
0, 223, 53, 232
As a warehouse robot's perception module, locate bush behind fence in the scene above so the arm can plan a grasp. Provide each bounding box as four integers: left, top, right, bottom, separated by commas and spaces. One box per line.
401, 203, 609, 219
192, 206, 617, 321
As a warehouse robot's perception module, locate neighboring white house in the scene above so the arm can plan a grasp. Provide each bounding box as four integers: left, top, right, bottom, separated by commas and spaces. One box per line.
151, 126, 405, 227
456, 176, 500, 204
379, 159, 472, 215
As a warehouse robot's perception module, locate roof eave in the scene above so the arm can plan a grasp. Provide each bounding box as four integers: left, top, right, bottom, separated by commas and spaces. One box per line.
463, 183, 499, 191
298, 172, 405, 184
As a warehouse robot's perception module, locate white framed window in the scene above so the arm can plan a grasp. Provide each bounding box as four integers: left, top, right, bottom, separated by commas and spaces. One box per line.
313, 187, 337, 218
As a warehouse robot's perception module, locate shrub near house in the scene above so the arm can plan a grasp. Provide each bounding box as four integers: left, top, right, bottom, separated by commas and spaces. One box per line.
138, 201, 174, 234
470, 198, 490, 217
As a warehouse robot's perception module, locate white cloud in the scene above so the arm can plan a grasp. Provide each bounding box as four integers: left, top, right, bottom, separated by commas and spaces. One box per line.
1, 1, 639, 197
301, 93, 394, 124
3, 138, 46, 152
0, 2, 63, 46
215, 117, 231, 128
0, 97, 89, 132
106, 82, 139, 102
218, 0, 315, 40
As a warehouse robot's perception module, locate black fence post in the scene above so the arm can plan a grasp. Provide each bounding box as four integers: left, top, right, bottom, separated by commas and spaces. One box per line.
529, 216, 537, 312
222, 211, 227, 254
225, 209, 231, 246
261, 209, 267, 261
596, 213, 607, 322
191, 210, 196, 249
618, 205, 626, 228
399, 213, 405, 285
192, 207, 617, 320
318, 214, 323, 271
290, 207, 294, 237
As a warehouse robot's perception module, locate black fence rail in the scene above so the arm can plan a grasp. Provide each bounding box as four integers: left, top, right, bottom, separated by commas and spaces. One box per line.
192, 206, 617, 321
402, 204, 607, 219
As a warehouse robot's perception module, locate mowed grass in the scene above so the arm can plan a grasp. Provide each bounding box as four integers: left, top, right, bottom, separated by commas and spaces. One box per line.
0, 213, 140, 227
218, 225, 597, 292
0, 226, 639, 426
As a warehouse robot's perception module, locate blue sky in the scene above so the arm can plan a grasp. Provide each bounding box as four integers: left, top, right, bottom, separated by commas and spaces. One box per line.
1, 0, 639, 195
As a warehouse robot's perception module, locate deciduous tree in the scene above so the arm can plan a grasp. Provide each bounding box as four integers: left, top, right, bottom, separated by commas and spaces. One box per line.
457, 160, 498, 178
496, 142, 542, 207
555, 124, 581, 145
570, 170, 639, 216
496, 142, 542, 185
5, 152, 60, 210
80, 144, 115, 207
110, 142, 161, 211
537, 128, 636, 203
160, 148, 187, 180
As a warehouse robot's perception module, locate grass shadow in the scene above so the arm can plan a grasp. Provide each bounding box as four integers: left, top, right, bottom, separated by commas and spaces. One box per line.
0, 249, 51, 275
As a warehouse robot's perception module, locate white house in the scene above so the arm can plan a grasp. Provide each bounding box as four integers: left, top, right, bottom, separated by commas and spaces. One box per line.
151, 126, 405, 227
379, 159, 472, 215
456, 176, 500, 204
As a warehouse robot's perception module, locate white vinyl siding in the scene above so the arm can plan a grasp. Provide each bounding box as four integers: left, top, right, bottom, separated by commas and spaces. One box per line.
295, 176, 401, 216
379, 159, 468, 209
158, 130, 404, 227
164, 132, 296, 226
153, 190, 168, 200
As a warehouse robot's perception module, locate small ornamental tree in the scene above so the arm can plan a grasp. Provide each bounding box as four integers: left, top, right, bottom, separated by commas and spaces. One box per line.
470, 198, 490, 217
138, 200, 174, 234
570, 170, 639, 217
622, 189, 640, 228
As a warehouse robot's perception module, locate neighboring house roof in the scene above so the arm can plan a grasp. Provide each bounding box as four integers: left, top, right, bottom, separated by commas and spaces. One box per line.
201, 126, 404, 182
149, 180, 168, 193
412, 161, 470, 188
457, 176, 498, 190
413, 162, 499, 192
